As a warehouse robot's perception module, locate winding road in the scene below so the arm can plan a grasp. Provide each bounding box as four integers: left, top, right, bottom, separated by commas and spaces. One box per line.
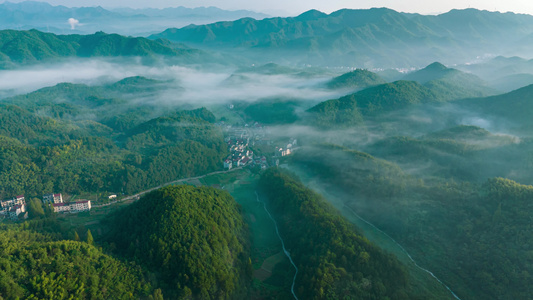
93, 167, 244, 208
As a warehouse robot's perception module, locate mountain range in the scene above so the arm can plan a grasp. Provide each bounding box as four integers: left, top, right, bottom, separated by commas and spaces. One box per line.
151, 8, 533, 68
0, 1, 268, 36
307, 62, 495, 128
0, 29, 216, 68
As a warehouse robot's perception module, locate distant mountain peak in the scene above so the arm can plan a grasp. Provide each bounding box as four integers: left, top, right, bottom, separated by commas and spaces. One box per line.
425, 62, 448, 71
402, 62, 455, 83
295, 9, 327, 21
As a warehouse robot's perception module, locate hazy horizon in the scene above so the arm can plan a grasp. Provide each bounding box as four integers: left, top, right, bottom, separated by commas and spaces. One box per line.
1, 0, 533, 16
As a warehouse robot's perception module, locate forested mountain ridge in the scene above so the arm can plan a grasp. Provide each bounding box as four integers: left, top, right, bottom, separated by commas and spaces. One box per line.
326, 68, 386, 90
455, 83, 533, 131
0, 224, 156, 299
307, 80, 435, 128
402, 62, 496, 98
0, 1, 268, 35
259, 168, 427, 299
0, 79, 226, 198
291, 142, 533, 299
0, 29, 205, 68
151, 8, 533, 67
307, 61, 500, 128
104, 185, 251, 299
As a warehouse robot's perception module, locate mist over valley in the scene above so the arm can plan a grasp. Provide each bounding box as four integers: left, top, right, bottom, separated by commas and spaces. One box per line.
1, 1, 533, 299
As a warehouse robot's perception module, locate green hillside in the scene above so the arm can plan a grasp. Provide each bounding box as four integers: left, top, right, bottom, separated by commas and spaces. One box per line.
259, 168, 416, 299
0, 80, 226, 198
403, 62, 496, 98
151, 8, 533, 67
307, 80, 435, 127
0, 225, 155, 299
0, 29, 203, 68
457, 83, 533, 130
307, 63, 501, 129
104, 185, 250, 299
326, 69, 386, 90
291, 143, 533, 299
364, 125, 521, 181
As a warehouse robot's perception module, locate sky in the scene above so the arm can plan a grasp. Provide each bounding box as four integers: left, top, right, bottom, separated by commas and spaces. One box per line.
2, 0, 533, 16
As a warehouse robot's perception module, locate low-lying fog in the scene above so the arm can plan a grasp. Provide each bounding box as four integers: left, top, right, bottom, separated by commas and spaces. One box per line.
0, 58, 346, 106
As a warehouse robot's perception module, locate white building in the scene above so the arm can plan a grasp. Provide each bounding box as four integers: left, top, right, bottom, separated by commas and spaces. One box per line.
52, 200, 91, 213
8, 204, 26, 221
71, 201, 91, 212
1, 195, 26, 214
43, 193, 63, 204
52, 203, 70, 213
275, 147, 291, 157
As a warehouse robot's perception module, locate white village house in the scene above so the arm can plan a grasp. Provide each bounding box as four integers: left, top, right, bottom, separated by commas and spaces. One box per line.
0, 195, 27, 220
43, 193, 63, 204
52, 200, 91, 214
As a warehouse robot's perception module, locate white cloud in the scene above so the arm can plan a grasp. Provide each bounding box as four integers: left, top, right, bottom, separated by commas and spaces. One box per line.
68, 18, 80, 30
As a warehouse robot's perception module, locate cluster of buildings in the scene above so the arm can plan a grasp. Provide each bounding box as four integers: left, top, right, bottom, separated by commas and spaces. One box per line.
224, 136, 257, 169
42, 193, 92, 214
275, 138, 297, 157
223, 121, 298, 170
0, 193, 92, 222
0, 195, 27, 221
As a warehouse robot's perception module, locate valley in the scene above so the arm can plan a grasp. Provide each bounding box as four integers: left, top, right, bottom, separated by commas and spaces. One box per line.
2, 2, 533, 299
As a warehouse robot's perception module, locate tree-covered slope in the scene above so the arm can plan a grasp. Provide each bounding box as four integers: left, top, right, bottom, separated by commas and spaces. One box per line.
403, 62, 496, 98
307, 80, 436, 128
307, 64, 500, 129
0, 81, 227, 198
104, 185, 250, 299
151, 8, 533, 67
259, 168, 415, 299
0, 29, 202, 68
0, 226, 154, 299
326, 69, 386, 90
457, 84, 533, 130
291, 142, 533, 299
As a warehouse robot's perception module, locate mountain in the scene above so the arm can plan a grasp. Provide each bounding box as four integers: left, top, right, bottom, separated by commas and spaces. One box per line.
0, 29, 206, 68
308, 61, 500, 128
403, 62, 496, 97
491, 73, 533, 92
0, 1, 117, 23
458, 56, 533, 80
307, 80, 436, 128
365, 125, 519, 180
0, 1, 268, 36
292, 141, 533, 299
457, 84, 533, 130
456, 56, 533, 91
259, 168, 422, 299
326, 69, 386, 90
105, 185, 250, 299
0, 226, 157, 299
111, 6, 268, 20
402, 62, 454, 83
0, 78, 227, 196
151, 8, 533, 68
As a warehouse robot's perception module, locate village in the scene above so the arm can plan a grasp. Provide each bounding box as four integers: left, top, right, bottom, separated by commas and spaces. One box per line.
219, 120, 297, 171
1, 120, 296, 223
